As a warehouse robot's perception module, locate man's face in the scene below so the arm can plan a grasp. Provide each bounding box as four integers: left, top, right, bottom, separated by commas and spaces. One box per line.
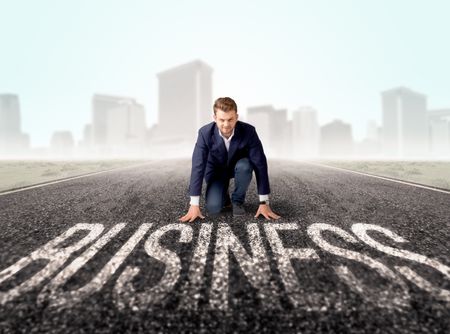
214, 109, 238, 137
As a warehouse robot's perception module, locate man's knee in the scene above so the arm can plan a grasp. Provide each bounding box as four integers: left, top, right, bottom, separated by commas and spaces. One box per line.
205, 200, 222, 215
235, 158, 253, 174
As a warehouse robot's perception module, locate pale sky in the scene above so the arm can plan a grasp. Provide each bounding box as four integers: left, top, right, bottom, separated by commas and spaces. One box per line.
1, 0, 449, 147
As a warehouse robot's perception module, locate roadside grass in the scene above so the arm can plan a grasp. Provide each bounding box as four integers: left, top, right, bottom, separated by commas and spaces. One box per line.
2, 159, 449, 193
0, 160, 146, 192
318, 160, 450, 190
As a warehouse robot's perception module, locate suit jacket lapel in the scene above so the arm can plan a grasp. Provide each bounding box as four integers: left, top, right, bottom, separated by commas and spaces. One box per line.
213, 125, 228, 157
227, 122, 241, 165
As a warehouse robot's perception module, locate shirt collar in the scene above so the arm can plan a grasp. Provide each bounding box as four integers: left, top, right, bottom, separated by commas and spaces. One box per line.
218, 127, 235, 141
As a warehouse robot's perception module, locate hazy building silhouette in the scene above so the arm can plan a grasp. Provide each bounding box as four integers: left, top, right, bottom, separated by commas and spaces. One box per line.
320, 119, 354, 157
382, 87, 428, 157
50, 131, 74, 156
291, 106, 319, 158
428, 109, 450, 156
91, 94, 146, 155
155, 59, 213, 145
246, 105, 290, 158
0, 94, 29, 155
366, 120, 380, 142
356, 120, 381, 157
80, 124, 93, 148
76, 124, 94, 157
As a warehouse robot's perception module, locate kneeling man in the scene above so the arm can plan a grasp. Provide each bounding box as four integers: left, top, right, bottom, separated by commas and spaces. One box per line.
179, 97, 281, 222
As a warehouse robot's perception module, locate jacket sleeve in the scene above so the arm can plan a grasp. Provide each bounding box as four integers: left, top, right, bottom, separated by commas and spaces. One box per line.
188, 130, 209, 196
248, 127, 271, 195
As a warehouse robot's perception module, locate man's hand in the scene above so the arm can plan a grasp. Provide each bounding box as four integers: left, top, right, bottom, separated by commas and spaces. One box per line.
254, 204, 281, 220
179, 205, 205, 223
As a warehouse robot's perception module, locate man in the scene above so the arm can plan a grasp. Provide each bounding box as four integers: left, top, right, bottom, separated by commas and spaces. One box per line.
179, 97, 281, 223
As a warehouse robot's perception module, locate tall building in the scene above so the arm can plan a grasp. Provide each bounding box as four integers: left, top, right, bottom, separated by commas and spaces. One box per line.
291, 106, 319, 158
381, 87, 428, 157
0, 94, 29, 155
320, 119, 354, 157
80, 124, 93, 148
91, 94, 146, 154
50, 131, 74, 156
428, 109, 450, 156
246, 105, 290, 158
355, 120, 382, 157
366, 120, 380, 142
155, 59, 213, 144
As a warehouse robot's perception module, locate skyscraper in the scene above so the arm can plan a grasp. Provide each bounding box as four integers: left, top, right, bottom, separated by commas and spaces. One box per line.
366, 120, 380, 142
320, 119, 354, 157
246, 105, 290, 158
155, 60, 213, 144
291, 106, 319, 158
0, 94, 29, 155
91, 94, 146, 155
382, 87, 428, 157
356, 120, 381, 157
428, 109, 450, 156
50, 131, 74, 156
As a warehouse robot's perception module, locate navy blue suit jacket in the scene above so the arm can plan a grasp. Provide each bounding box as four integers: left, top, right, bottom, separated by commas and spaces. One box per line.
189, 121, 270, 196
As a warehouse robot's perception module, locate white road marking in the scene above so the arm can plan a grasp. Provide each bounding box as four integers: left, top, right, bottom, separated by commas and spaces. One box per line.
114, 223, 192, 311
2, 221, 449, 310
307, 162, 450, 195
0, 223, 104, 305
0, 161, 155, 196
178, 224, 212, 310
38, 223, 150, 309
264, 223, 333, 311
395, 266, 450, 303
307, 223, 410, 310
209, 223, 280, 312
352, 223, 450, 303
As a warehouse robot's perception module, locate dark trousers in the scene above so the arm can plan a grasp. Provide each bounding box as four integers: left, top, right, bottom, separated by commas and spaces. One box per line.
205, 158, 253, 214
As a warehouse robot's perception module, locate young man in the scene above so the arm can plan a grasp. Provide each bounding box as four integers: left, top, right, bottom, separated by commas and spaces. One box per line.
179, 97, 281, 222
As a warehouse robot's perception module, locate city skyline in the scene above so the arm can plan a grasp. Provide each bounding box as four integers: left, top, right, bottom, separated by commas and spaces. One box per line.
1, 58, 449, 159
1, 1, 449, 147
2, 58, 448, 156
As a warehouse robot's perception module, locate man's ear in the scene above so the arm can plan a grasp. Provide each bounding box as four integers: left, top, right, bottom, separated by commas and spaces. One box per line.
213, 113, 217, 121
236, 113, 239, 120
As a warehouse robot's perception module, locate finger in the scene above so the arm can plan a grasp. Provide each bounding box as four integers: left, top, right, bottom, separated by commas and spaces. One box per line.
269, 212, 281, 219
254, 209, 260, 218
200, 214, 205, 219
179, 215, 188, 222
189, 215, 196, 223
263, 213, 271, 220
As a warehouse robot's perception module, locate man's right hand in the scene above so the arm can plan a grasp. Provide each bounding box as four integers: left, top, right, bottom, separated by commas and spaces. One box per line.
179, 205, 205, 223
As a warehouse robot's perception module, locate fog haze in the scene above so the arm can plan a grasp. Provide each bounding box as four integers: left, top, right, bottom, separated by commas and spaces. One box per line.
1, 0, 449, 159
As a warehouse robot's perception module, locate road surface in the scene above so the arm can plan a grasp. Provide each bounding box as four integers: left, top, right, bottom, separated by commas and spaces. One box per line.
0, 160, 449, 333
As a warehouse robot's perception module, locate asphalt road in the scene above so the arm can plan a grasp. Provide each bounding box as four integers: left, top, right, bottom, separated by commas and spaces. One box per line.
0, 160, 449, 333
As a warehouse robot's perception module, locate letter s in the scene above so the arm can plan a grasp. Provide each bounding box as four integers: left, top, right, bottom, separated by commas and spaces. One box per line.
307, 223, 410, 310
352, 223, 450, 303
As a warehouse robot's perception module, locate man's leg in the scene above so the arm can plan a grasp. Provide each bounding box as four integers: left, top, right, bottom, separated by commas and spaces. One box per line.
231, 158, 253, 205
205, 178, 229, 215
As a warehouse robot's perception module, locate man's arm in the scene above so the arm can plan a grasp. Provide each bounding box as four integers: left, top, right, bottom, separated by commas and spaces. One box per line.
248, 127, 281, 220
179, 130, 209, 223
248, 127, 270, 195
188, 130, 209, 196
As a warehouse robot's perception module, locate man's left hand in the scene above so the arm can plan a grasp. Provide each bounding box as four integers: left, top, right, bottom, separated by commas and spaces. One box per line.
254, 204, 281, 220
